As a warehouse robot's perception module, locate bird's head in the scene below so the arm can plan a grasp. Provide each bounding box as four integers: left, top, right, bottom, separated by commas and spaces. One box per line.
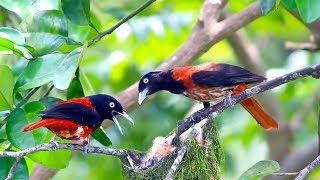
138, 71, 162, 105
138, 71, 186, 105
89, 94, 134, 134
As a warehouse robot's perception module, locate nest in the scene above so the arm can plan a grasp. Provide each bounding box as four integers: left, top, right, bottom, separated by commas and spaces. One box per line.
122, 120, 224, 179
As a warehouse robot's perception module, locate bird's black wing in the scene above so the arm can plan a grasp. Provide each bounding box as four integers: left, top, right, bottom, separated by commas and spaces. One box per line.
191, 64, 266, 87
40, 102, 103, 127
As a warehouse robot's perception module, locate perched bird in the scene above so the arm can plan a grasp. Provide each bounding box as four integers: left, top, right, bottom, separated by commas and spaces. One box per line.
22, 94, 134, 145
138, 62, 278, 130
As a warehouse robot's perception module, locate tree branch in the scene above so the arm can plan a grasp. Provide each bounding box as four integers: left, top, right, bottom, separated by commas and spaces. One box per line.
88, 0, 157, 46
165, 143, 189, 180
5, 156, 22, 180
294, 155, 320, 180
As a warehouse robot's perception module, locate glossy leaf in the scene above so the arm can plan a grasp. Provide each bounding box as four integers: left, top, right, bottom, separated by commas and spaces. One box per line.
91, 127, 112, 146
79, 70, 95, 95
24, 32, 68, 57
0, 65, 14, 111
6, 108, 35, 149
14, 54, 66, 92
239, 160, 280, 180
67, 76, 85, 99
39, 96, 61, 107
281, 0, 296, 9
0, 157, 29, 180
53, 46, 84, 90
0, 27, 25, 44
61, 0, 91, 25
0, 37, 32, 59
19, 10, 68, 36
295, 0, 320, 23
260, 0, 279, 15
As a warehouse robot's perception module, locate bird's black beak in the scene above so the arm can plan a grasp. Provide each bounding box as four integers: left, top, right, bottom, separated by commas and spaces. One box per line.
112, 111, 134, 134
138, 87, 149, 105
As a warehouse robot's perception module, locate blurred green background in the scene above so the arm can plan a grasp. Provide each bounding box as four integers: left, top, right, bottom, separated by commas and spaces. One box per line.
0, 0, 320, 179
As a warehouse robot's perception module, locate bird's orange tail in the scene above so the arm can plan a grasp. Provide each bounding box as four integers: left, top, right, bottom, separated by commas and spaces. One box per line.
22, 120, 47, 132
240, 98, 278, 130
233, 84, 278, 130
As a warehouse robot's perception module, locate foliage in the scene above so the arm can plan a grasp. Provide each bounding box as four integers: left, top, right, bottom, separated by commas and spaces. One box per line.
0, 0, 319, 179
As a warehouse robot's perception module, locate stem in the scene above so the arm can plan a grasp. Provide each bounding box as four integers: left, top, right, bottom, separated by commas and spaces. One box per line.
15, 87, 40, 108
88, 0, 157, 46
43, 85, 54, 97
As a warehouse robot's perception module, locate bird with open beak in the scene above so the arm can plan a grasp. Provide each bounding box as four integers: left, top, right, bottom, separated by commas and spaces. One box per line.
22, 94, 134, 145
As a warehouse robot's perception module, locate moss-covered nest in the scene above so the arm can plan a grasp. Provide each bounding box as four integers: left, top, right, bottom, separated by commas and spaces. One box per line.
123, 120, 224, 179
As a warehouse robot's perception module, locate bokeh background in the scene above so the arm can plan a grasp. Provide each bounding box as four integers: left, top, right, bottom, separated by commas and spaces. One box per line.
0, 0, 320, 179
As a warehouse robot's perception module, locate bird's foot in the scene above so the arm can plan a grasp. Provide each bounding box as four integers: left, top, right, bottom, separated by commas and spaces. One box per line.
224, 90, 235, 106
49, 134, 59, 149
81, 137, 90, 153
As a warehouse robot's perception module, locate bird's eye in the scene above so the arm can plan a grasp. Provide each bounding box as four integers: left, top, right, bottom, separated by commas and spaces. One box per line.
109, 102, 115, 108
143, 78, 149, 84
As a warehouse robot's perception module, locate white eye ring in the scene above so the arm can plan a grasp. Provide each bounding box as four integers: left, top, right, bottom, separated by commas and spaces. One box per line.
109, 102, 115, 108
143, 78, 149, 84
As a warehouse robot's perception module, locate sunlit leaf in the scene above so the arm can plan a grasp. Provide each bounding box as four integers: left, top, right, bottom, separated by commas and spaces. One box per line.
19, 10, 68, 36
61, 0, 91, 25
295, 0, 320, 23
91, 127, 112, 146
239, 160, 280, 180
0, 65, 14, 111
53, 45, 85, 90
0, 27, 25, 44
79, 70, 95, 96
24, 32, 80, 57
14, 54, 66, 92
0, 157, 29, 180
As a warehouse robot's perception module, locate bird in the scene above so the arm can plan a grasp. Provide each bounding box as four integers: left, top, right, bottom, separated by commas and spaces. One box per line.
22, 94, 134, 145
138, 62, 278, 130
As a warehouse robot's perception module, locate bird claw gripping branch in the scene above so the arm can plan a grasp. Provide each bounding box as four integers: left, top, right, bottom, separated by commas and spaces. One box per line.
138, 62, 279, 130
22, 94, 134, 146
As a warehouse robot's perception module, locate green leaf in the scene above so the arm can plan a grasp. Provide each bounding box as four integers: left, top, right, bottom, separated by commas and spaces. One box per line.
79, 70, 95, 95
24, 102, 47, 144
0, 28, 33, 59
260, 0, 279, 15
295, 0, 320, 23
53, 46, 84, 90
39, 96, 61, 107
19, 10, 68, 36
281, 0, 296, 9
0, 65, 14, 111
91, 127, 112, 146
61, 0, 91, 25
239, 160, 280, 180
6, 108, 35, 149
24, 32, 77, 57
0, 157, 29, 180
67, 76, 85, 99
14, 54, 66, 92
6, 104, 71, 168
0, 27, 25, 45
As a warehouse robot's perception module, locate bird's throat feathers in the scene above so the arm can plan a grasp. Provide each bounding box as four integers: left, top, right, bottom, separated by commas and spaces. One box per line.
151, 71, 186, 94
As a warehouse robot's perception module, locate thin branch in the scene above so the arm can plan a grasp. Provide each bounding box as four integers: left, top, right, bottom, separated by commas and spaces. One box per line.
318, 103, 320, 155
5, 156, 22, 180
272, 172, 299, 176
88, 0, 157, 46
285, 41, 320, 51
43, 85, 54, 97
0, 142, 128, 158
165, 143, 189, 180
294, 155, 320, 180
15, 87, 40, 108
